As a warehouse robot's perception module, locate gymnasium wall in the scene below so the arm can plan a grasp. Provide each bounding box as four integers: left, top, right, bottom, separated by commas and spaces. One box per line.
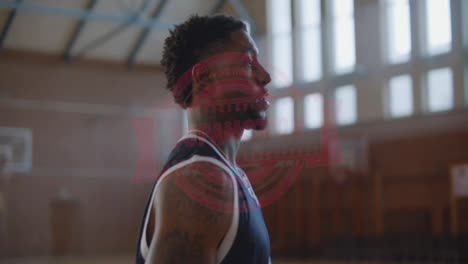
1, 49, 468, 259
0, 51, 170, 257
255, 115, 468, 256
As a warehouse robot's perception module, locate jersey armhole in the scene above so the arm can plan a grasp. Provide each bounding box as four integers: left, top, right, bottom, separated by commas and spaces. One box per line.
139, 155, 239, 264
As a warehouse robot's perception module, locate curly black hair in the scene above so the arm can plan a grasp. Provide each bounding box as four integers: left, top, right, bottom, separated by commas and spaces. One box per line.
160, 14, 247, 108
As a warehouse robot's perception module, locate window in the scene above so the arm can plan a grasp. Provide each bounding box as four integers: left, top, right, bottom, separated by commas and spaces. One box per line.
334, 85, 357, 125
426, 68, 453, 112
331, 0, 356, 74
387, 75, 413, 117
241, 130, 253, 141
385, 0, 411, 63
274, 97, 294, 134
296, 0, 322, 82
269, 0, 293, 87
425, 0, 452, 55
304, 93, 323, 129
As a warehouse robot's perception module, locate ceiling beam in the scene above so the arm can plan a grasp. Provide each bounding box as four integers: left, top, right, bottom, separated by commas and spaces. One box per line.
126, 0, 169, 67
0, 0, 23, 49
228, 0, 256, 37
70, 23, 130, 60
210, 0, 228, 14
0, 1, 173, 30
64, 0, 99, 62
68, 0, 155, 62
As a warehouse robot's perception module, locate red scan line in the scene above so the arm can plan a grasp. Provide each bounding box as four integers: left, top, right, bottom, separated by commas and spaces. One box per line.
258, 162, 304, 208
245, 164, 276, 185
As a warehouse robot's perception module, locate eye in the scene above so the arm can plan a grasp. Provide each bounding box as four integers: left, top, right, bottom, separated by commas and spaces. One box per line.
246, 57, 257, 67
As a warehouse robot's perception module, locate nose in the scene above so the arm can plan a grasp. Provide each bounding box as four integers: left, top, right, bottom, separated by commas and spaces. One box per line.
255, 62, 271, 88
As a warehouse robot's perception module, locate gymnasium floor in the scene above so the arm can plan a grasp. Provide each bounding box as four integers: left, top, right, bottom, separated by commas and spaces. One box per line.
0, 256, 439, 264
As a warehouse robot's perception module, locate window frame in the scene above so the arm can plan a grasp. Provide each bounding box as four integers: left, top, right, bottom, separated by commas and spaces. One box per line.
267, 0, 294, 89
260, 0, 464, 141
272, 96, 295, 135
381, 0, 412, 64
304, 93, 324, 129
420, 0, 453, 56
327, 0, 357, 75
424, 67, 455, 113
334, 84, 358, 126
385, 74, 414, 119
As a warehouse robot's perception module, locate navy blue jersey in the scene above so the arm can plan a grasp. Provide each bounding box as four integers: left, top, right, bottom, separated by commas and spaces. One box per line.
136, 131, 271, 264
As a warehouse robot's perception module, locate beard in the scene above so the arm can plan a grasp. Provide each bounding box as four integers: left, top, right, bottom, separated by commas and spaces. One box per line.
244, 106, 268, 130
199, 88, 270, 131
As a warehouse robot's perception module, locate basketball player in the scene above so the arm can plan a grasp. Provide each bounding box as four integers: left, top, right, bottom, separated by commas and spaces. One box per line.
136, 14, 272, 264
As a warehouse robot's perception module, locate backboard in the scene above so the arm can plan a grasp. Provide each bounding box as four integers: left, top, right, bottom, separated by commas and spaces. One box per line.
0, 127, 33, 174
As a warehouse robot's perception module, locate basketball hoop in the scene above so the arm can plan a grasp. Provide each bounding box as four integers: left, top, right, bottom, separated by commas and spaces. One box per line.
0, 127, 33, 175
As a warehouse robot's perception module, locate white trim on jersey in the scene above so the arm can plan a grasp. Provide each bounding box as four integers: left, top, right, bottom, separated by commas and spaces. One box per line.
181, 133, 260, 205
178, 133, 235, 172
139, 154, 239, 264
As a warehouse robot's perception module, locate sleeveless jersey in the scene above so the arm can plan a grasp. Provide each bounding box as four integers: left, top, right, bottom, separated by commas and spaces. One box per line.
135, 131, 271, 264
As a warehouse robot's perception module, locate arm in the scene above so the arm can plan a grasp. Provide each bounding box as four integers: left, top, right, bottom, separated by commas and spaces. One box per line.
145, 162, 235, 264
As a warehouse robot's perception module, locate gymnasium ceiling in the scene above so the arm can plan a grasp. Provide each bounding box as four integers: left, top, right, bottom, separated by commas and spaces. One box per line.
0, 0, 266, 66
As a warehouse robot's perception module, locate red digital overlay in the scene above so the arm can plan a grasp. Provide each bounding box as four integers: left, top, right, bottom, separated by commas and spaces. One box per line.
130, 52, 343, 212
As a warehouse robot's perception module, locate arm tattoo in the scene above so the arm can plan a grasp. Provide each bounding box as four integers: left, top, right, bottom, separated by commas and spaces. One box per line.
158, 231, 204, 264
171, 188, 226, 225
169, 164, 234, 225
149, 163, 234, 263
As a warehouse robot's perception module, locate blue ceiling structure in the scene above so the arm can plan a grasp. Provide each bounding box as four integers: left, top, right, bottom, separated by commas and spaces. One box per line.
0, 0, 256, 67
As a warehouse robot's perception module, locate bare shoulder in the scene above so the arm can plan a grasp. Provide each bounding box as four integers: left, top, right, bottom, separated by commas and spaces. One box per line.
156, 161, 236, 226
145, 161, 236, 263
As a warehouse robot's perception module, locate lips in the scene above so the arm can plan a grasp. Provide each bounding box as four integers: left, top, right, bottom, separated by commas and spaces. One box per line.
207, 88, 270, 112
255, 97, 270, 111
253, 90, 270, 111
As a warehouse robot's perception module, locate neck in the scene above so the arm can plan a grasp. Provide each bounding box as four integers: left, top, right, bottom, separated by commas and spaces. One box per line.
189, 120, 243, 167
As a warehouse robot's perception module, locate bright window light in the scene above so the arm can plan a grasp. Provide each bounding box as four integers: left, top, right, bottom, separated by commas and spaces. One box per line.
270, 0, 292, 34
425, 0, 452, 55
274, 97, 294, 134
334, 85, 357, 125
332, 0, 356, 74
301, 29, 322, 82
304, 93, 323, 129
269, 0, 293, 88
241, 130, 253, 141
297, 0, 322, 82
271, 35, 294, 87
332, 0, 353, 17
385, 0, 411, 63
426, 68, 453, 112
297, 0, 320, 26
387, 75, 413, 118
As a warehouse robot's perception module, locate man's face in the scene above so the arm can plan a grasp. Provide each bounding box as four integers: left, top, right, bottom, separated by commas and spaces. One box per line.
193, 30, 272, 130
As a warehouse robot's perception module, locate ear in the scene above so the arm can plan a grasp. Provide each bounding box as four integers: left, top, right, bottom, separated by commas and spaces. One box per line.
191, 64, 212, 92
